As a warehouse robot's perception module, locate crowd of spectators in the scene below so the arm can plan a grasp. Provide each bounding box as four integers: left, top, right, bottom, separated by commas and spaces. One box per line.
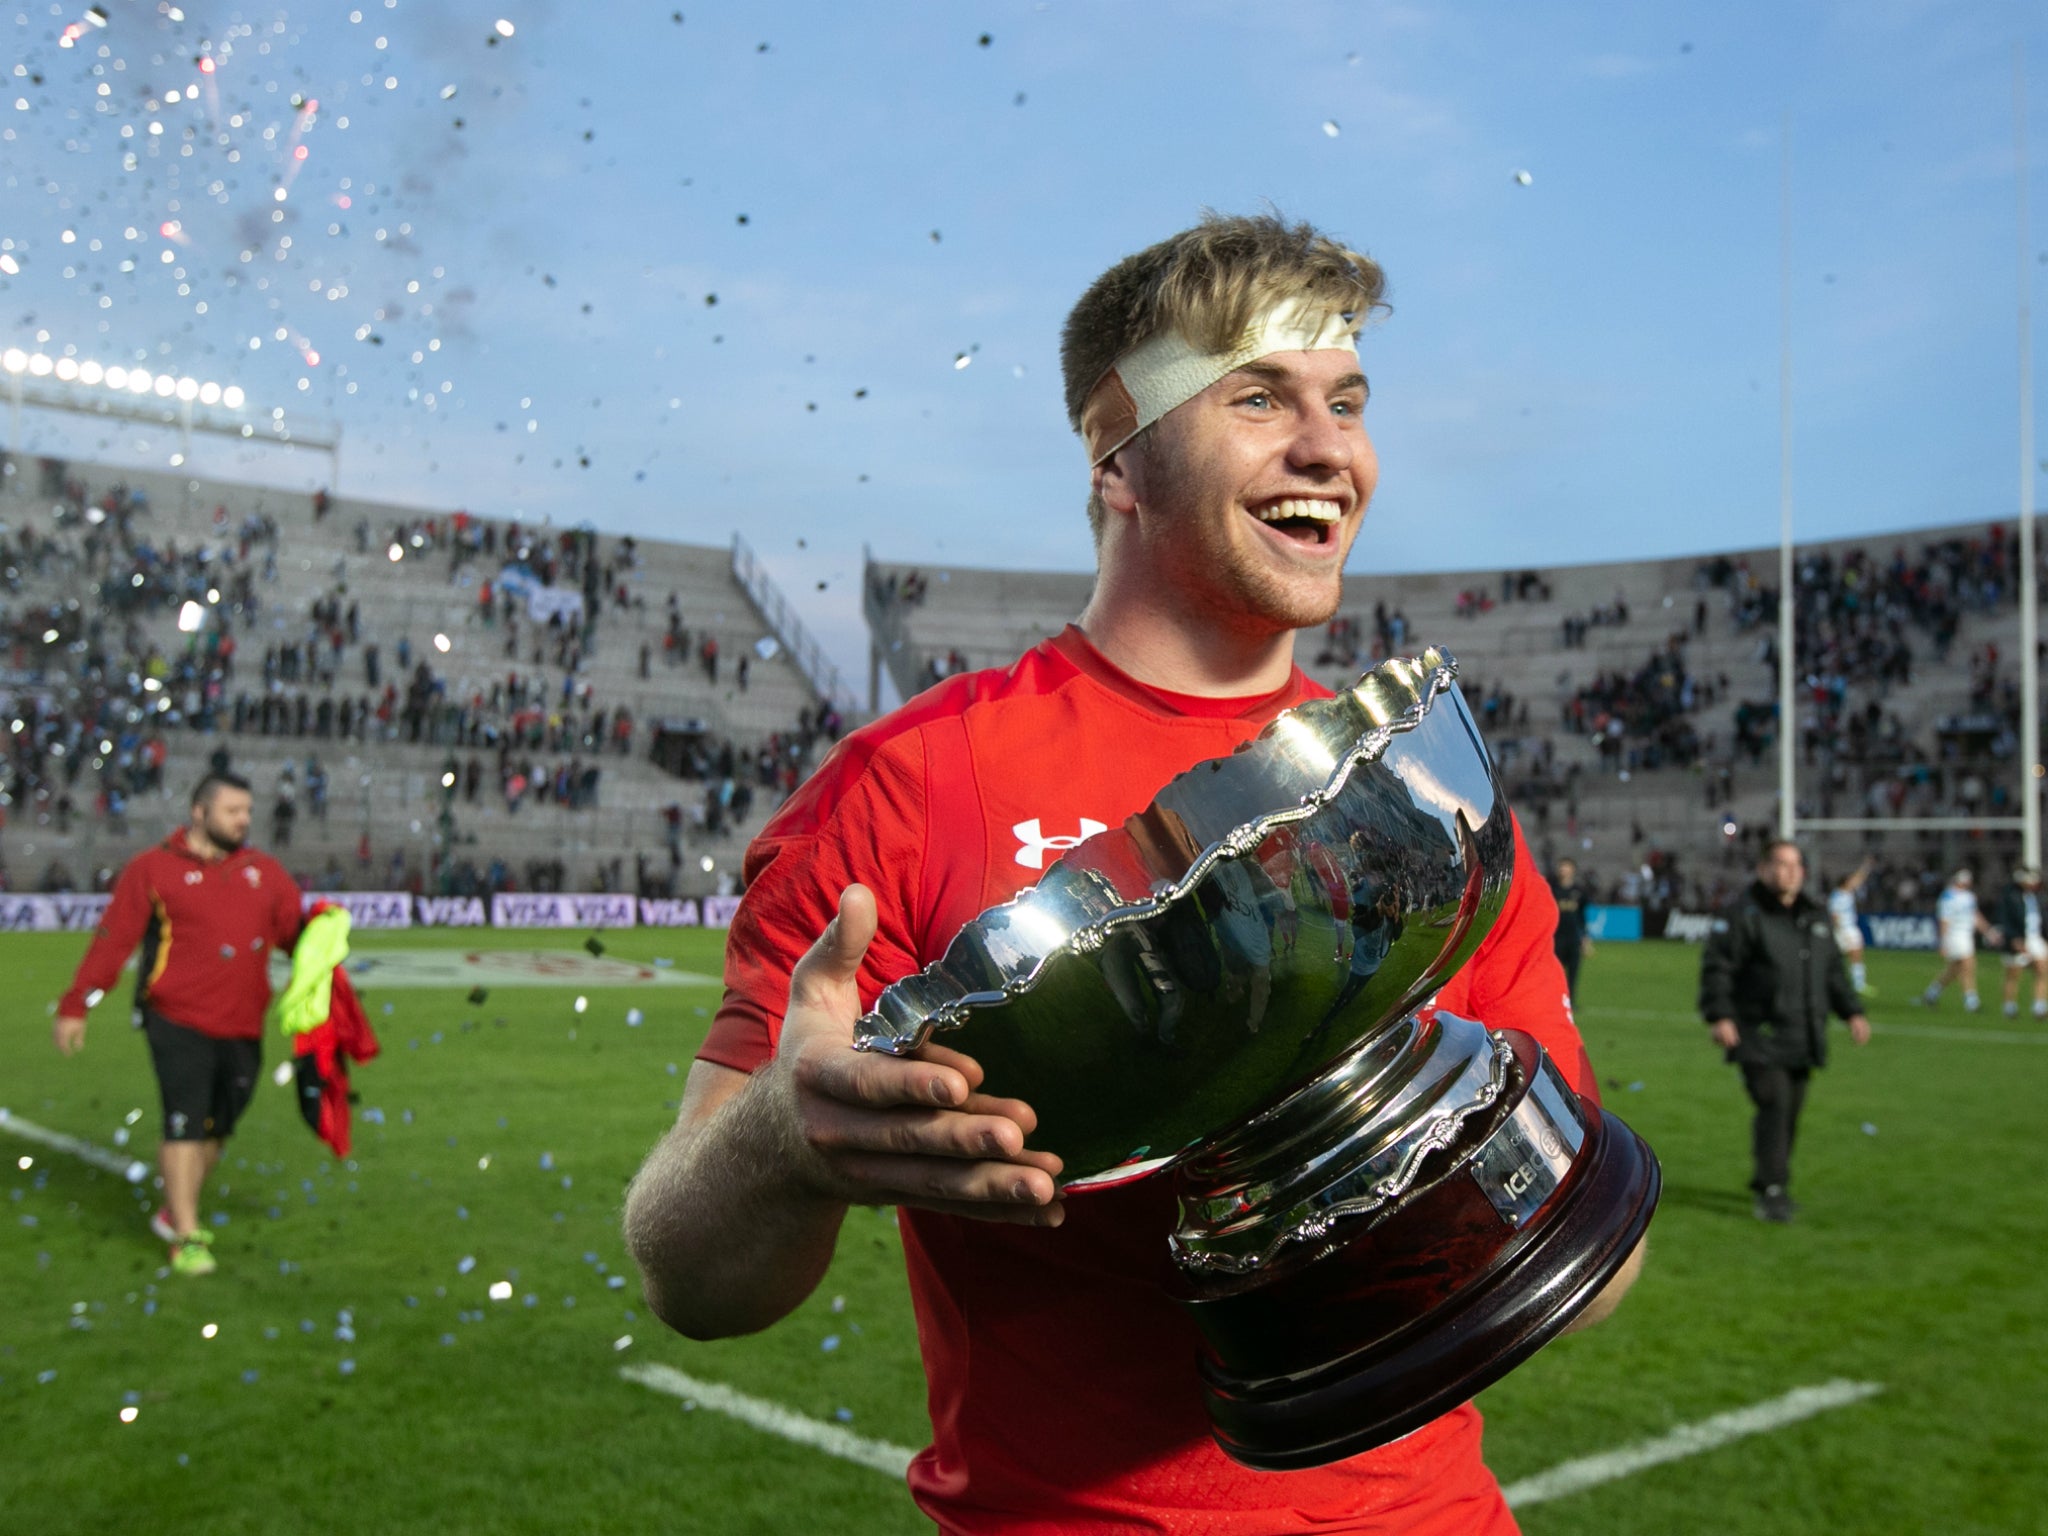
0, 458, 837, 891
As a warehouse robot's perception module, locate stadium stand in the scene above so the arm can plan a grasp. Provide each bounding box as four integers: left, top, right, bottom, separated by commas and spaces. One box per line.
865, 521, 2040, 917
0, 454, 843, 897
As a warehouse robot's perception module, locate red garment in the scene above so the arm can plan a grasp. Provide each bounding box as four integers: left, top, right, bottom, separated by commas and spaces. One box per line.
292, 967, 380, 1157
703, 627, 1593, 1536
58, 830, 305, 1039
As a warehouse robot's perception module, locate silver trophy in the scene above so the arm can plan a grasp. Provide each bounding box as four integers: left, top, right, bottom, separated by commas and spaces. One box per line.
854, 649, 1660, 1469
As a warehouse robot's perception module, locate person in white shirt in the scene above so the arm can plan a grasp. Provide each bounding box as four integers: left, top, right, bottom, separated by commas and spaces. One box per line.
1921, 869, 1991, 1012
1827, 859, 1874, 997
1994, 865, 2048, 1020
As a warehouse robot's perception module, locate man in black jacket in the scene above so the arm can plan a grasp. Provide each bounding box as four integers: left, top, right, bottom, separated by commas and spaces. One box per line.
1994, 865, 2048, 1019
1699, 839, 1870, 1222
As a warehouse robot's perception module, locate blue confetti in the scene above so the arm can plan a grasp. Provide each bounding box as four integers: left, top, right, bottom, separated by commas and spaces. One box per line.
821, 1335, 841, 1352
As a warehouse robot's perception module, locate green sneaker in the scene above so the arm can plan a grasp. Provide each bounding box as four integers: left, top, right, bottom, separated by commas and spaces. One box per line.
170, 1229, 216, 1277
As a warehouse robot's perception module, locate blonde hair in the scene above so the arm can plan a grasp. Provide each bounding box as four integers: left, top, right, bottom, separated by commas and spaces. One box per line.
1060, 212, 1388, 539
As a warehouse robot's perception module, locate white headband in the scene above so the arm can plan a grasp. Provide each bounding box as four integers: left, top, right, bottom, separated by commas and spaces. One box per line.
1080, 296, 1359, 465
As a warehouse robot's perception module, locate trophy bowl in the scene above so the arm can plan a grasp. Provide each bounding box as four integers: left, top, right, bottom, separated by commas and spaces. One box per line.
853, 648, 1660, 1468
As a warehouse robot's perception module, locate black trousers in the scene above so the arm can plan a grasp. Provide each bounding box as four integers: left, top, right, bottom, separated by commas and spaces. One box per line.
1739, 1061, 1811, 1193
1555, 943, 1581, 1004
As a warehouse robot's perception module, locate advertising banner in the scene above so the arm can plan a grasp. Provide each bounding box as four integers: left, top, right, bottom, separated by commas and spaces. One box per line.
1583, 904, 1643, 942
1862, 913, 1936, 951
0, 894, 113, 932
1661, 910, 1718, 942
702, 895, 741, 928
636, 897, 703, 927
489, 892, 638, 929
302, 891, 413, 929
413, 895, 489, 928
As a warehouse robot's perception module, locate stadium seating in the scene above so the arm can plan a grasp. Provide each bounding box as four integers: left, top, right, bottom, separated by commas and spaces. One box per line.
0, 456, 838, 895
865, 525, 2034, 912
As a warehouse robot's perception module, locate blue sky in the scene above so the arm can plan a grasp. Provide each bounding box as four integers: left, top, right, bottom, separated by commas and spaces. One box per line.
3, 1, 2045, 689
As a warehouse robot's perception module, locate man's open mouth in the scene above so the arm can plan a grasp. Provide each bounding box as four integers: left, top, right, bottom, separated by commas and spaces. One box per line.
1248, 497, 1343, 547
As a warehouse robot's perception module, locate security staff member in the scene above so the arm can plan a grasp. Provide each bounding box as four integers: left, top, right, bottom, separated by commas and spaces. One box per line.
1699, 839, 1868, 1222
1550, 857, 1588, 1003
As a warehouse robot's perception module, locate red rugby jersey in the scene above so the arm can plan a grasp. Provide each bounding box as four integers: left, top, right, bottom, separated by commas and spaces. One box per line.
57, 829, 306, 1039
703, 626, 1593, 1536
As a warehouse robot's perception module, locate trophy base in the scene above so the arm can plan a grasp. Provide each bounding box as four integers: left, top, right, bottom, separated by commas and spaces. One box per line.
1185, 1038, 1660, 1471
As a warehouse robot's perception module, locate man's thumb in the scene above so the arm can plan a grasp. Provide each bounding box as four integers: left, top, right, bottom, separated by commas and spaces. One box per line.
792, 884, 878, 1002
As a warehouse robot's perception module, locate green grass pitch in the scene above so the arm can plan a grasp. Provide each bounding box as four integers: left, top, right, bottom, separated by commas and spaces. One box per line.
1, 932, 2040, 1534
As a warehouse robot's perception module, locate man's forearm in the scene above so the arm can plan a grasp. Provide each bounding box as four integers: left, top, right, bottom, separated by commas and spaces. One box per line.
624, 1070, 848, 1339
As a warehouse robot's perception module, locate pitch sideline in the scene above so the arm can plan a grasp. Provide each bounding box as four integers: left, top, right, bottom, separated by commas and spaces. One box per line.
620, 1362, 915, 1477
0, 1107, 151, 1183
621, 1360, 1883, 1507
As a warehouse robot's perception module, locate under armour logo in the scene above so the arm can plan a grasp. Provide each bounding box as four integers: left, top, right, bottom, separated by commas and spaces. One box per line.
243, 866, 262, 888
1012, 817, 1107, 870
184, 871, 204, 885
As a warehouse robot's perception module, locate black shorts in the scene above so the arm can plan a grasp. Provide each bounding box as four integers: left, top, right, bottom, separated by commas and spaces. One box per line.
143, 1012, 262, 1143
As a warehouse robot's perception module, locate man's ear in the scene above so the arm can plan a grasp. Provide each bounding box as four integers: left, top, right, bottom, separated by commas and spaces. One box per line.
1094, 446, 1140, 517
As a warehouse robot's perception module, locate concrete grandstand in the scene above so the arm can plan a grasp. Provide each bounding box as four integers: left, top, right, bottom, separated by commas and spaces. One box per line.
0, 453, 845, 901
865, 522, 2040, 918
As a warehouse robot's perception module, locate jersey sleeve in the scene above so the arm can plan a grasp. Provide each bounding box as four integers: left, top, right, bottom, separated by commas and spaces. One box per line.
1448, 816, 1599, 1103
57, 855, 155, 1016
699, 734, 932, 1074
271, 862, 308, 951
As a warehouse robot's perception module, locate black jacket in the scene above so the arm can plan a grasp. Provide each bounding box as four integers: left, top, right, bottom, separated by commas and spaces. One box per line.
1698, 881, 1861, 1068
1993, 884, 2038, 954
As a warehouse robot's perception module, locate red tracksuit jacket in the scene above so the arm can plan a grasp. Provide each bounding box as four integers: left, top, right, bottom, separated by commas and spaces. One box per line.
58, 829, 305, 1038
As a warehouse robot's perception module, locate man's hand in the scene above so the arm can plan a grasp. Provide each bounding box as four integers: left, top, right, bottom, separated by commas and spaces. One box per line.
1708, 1017, 1740, 1050
1846, 1013, 1871, 1046
762, 884, 1065, 1226
52, 1013, 87, 1055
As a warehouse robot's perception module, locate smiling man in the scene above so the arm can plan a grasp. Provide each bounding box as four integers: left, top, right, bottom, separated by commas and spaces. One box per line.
626, 214, 1637, 1534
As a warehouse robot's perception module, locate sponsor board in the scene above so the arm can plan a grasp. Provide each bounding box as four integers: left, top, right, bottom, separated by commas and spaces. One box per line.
414, 895, 489, 928
490, 893, 638, 929
1662, 910, 1718, 943
638, 897, 701, 927
1584, 904, 1643, 942
339, 949, 717, 989
303, 890, 413, 929
0, 894, 113, 932
1863, 912, 1936, 951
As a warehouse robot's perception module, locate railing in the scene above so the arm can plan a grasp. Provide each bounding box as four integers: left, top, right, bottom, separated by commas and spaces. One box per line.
859, 549, 924, 708
731, 533, 854, 715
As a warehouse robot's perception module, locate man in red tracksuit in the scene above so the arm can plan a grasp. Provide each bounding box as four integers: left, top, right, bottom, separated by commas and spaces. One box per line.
625, 214, 1646, 1532
54, 771, 305, 1277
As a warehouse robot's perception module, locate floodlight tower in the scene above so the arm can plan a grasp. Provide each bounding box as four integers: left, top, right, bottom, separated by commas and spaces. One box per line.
2017, 45, 2041, 869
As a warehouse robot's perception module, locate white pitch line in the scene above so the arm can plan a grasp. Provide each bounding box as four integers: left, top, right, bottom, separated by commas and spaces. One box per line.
621, 1362, 916, 1478
1869, 1022, 2048, 1044
0, 1107, 151, 1183
621, 1360, 1879, 1506
1596, 1005, 2046, 1043
1499, 1378, 1884, 1509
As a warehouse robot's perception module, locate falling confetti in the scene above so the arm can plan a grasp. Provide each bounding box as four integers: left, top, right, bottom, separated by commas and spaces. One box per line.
1322, 120, 1341, 138
1512, 169, 1534, 186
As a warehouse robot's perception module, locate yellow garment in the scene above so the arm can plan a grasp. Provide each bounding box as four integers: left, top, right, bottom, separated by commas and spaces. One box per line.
273, 906, 353, 1036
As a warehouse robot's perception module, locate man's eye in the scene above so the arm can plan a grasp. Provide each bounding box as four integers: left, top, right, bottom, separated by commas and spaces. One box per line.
1238, 391, 1271, 409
